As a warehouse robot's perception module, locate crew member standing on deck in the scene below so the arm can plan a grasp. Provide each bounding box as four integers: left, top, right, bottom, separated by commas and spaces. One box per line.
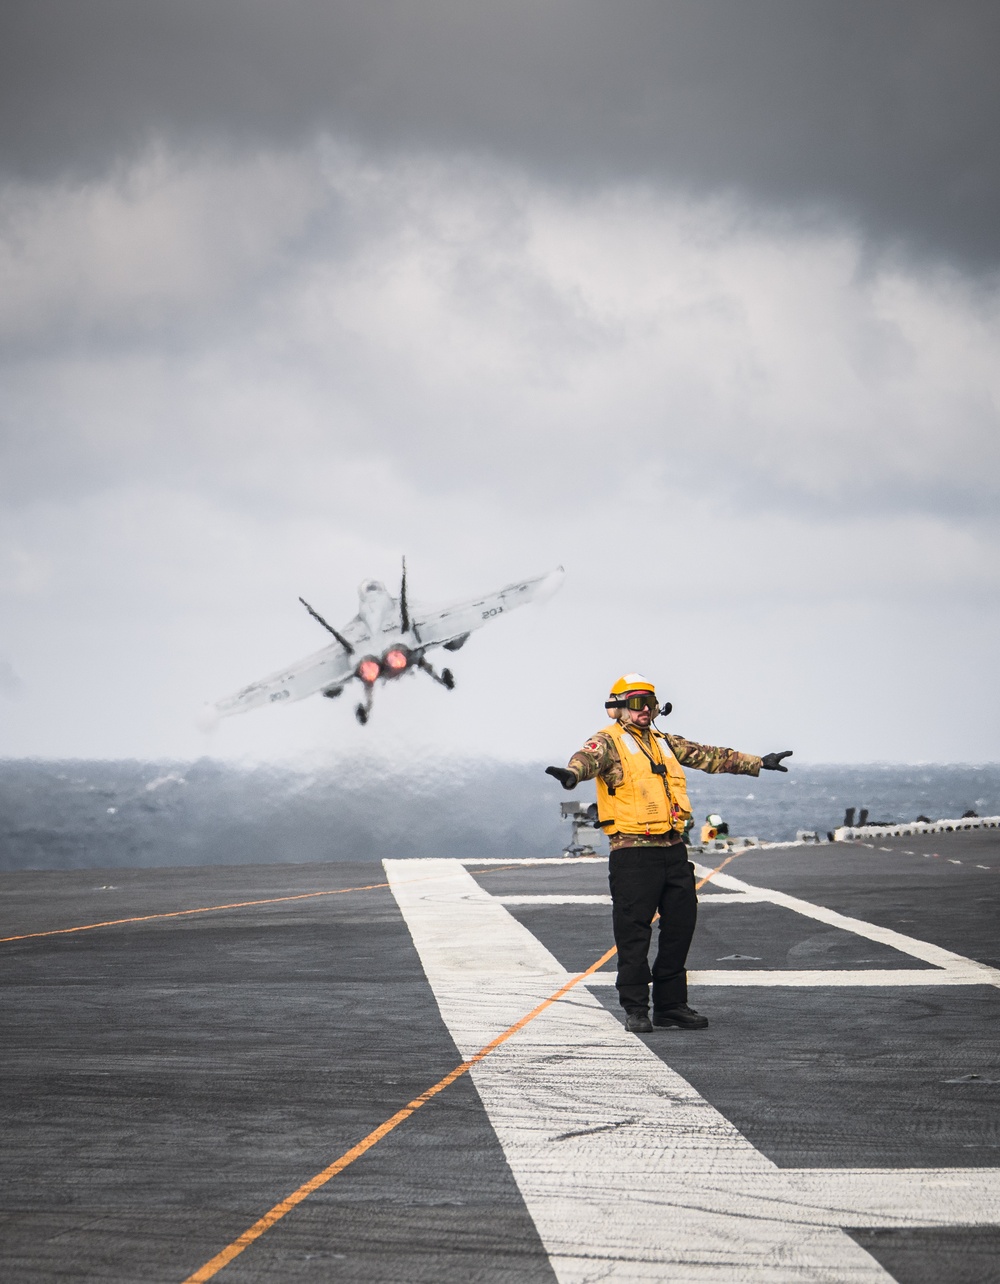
545, 674, 791, 1035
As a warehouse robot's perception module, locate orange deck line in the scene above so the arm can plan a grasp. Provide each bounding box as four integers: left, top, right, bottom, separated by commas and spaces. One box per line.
0, 863, 528, 944
181, 851, 740, 1280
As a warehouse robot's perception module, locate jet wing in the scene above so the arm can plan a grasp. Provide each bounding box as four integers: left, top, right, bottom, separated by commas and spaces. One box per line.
413, 566, 564, 649
213, 640, 359, 718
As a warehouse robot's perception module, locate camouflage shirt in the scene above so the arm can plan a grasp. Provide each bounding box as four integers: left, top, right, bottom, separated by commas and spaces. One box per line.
568, 728, 762, 851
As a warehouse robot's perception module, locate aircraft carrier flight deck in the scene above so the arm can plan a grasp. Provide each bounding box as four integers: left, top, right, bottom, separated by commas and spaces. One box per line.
2, 827, 999, 1282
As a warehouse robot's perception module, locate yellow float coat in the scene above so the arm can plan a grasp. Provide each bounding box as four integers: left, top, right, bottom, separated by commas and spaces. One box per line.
595, 721, 693, 836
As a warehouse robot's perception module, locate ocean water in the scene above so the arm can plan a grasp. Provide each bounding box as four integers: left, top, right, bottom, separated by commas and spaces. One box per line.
1, 758, 998, 872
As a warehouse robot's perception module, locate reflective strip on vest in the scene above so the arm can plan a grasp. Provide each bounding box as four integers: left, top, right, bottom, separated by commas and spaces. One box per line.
595, 721, 692, 836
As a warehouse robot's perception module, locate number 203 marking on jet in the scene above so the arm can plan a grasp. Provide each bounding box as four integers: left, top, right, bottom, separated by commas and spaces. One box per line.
206, 561, 563, 727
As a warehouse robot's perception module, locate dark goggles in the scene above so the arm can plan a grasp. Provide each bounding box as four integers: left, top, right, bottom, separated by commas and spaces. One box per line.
607, 692, 658, 712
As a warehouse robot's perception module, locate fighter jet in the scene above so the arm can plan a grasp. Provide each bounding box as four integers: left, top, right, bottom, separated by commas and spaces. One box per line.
210, 562, 564, 726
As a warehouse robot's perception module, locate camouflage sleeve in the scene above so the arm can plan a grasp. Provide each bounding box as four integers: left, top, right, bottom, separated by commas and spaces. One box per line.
568, 730, 621, 783
665, 733, 762, 777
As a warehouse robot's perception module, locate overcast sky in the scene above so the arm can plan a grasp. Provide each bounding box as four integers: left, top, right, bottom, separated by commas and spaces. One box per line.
1, 1, 998, 766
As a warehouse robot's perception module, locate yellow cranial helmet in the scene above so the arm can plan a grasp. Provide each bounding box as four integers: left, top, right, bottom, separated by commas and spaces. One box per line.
609, 672, 656, 699
606, 673, 659, 718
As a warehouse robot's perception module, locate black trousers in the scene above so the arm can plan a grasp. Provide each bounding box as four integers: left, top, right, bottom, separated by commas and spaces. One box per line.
608, 844, 697, 1013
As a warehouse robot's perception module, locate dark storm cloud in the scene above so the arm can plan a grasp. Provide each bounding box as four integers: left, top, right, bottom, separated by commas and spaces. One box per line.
2, 1, 999, 269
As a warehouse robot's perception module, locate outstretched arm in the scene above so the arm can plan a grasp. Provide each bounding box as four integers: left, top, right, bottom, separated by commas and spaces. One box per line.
545, 732, 620, 789
665, 733, 762, 776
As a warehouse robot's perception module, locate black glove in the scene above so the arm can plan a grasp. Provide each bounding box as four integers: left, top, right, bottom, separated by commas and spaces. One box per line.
761, 750, 793, 772
545, 766, 577, 790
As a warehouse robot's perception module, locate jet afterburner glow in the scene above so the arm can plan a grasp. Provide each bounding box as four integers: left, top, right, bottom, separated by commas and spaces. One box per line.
208, 561, 564, 727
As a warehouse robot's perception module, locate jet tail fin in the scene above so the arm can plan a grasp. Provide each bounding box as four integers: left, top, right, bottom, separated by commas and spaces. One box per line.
400, 556, 410, 633
298, 597, 355, 654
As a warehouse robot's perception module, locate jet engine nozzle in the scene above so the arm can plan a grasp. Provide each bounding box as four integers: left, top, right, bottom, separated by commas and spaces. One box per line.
356, 657, 381, 685
382, 647, 411, 676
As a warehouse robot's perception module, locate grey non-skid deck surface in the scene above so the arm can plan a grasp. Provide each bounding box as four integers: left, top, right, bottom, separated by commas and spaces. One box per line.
2, 831, 998, 1281
477, 838, 1000, 1164
1, 861, 554, 1283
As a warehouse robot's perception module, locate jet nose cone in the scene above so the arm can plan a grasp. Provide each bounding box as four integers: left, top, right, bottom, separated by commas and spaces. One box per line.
534, 566, 565, 604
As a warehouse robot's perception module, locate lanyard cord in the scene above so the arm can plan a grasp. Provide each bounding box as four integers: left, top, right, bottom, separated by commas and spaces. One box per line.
622, 727, 673, 801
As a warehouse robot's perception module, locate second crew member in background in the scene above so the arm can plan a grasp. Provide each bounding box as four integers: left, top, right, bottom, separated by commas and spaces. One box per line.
700, 813, 729, 844
546, 674, 791, 1035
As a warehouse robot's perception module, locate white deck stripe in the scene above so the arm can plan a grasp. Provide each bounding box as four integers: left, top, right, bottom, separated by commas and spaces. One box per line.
497, 892, 756, 905
692, 864, 1000, 987
497, 894, 612, 905
459, 856, 607, 866
695, 891, 763, 902
386, 858, 1000, 1281
585, 969, 989, 987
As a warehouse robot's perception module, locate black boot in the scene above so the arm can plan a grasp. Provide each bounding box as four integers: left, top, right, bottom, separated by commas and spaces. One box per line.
624, 1010, 653, 1033
653, 1003, 708, 1029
